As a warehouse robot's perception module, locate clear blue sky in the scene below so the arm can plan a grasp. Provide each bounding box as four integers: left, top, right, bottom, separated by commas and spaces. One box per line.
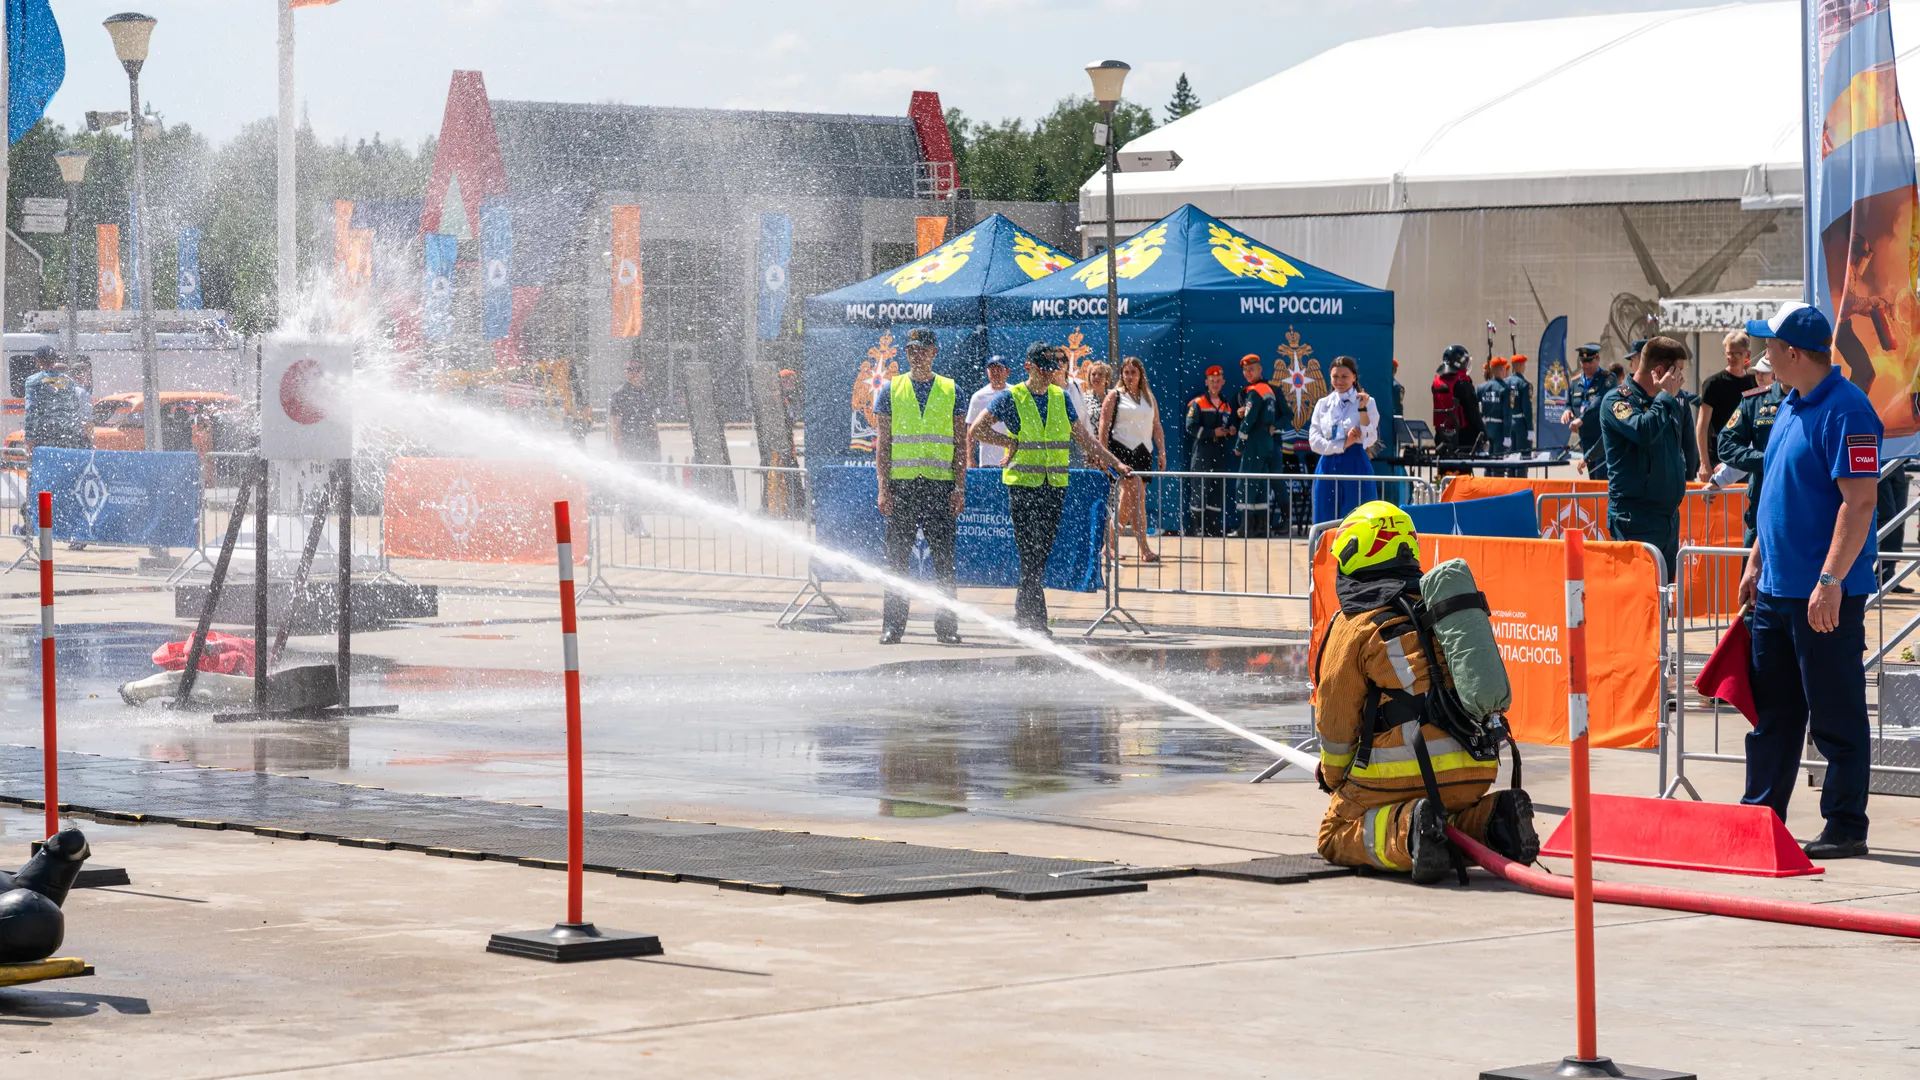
41, 0, 1702, 146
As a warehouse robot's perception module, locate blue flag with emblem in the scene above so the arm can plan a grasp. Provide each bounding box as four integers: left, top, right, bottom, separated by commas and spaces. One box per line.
8, 0, 64, 145
176, 227, 202, 310
757, 213, 791, 340
480, 196, 511, 340
423, 232, 457, 341
1535, 314, 1569, 449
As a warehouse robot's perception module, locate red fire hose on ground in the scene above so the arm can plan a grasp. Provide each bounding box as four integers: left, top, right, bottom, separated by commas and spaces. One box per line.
1449, 826, 1920, 940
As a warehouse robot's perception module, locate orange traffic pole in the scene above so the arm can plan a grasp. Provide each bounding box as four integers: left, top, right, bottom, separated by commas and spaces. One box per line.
485, 501, 661, 962
555, 499, 585, 927
1565, 529, 1598, 1062
38, 490, 57, 839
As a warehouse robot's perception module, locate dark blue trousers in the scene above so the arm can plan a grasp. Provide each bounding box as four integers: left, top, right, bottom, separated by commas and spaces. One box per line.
1741, 591, 1871, 840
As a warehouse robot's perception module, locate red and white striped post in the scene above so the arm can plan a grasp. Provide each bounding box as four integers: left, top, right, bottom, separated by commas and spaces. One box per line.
485, 500, 662, 963
38, 490, 57, 839
1484, 529, 1691, 1079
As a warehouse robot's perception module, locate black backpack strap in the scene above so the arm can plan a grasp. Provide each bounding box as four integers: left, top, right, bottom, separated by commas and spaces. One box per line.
1426, 589, 1489, 623
1311, 611, 1343, 691
1408, 723, 1469, 886
1507, 737, 1523, 791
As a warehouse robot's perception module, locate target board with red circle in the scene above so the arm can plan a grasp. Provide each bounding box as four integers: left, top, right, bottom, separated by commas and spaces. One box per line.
261, 340, 353, 460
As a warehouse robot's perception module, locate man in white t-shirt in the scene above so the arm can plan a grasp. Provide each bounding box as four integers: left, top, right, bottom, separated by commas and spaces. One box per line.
966, 355, 1012, 467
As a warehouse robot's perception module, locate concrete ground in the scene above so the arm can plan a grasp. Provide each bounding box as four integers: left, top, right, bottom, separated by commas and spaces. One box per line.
1, 579, 1918, 1077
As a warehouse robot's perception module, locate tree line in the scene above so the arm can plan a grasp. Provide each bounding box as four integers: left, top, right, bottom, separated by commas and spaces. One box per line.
5, 116, 432, 333
944, 73, 1201, 203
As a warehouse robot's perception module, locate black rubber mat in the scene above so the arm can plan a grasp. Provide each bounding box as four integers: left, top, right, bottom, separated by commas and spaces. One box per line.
0, 747, 1148, 903
1190, 854, 1358, 884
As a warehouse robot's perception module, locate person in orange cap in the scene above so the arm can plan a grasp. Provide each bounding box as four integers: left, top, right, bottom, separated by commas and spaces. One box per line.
1505, 354, 1533, 456
1184, 364, 1236, 534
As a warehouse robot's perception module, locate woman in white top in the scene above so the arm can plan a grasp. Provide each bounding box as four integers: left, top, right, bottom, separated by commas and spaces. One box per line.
1307, 355, 1380, 524
1098, 356, 1167, 562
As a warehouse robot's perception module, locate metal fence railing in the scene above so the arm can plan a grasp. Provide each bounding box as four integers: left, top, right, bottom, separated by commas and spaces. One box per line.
1666, 544, 1920, 800
594, 462, 813, 586
1096, 470, 1438, 607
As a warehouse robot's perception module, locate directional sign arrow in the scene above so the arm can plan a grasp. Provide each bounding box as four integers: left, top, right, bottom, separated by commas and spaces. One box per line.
1116, 149, 1182, 173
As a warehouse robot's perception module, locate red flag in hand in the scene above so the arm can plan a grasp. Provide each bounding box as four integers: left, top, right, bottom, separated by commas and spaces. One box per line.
1693, 615, 1756, 726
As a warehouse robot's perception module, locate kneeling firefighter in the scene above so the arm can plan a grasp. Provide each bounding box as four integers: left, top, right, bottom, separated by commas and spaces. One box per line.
1312, 501, 1540, 883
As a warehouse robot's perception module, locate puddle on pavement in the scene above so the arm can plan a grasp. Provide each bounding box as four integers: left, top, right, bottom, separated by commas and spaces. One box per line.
0, 623, 1313, 820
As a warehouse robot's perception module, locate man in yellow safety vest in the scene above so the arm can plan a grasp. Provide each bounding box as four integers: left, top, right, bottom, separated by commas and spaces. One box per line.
968, 341, 1132, 636
874, 328, 967, 645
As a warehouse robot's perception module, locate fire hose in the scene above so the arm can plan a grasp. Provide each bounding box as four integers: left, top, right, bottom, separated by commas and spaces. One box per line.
1448, 825, 1920, 940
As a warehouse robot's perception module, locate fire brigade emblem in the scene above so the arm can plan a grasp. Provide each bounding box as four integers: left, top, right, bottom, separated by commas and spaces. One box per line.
1013, 233, 1073, 280
850, 332, 901, 453
1275, 327, 1327, 419
1207, 224, 1303, 288
1072, 223, 1168, 290
886, 233, 975, 295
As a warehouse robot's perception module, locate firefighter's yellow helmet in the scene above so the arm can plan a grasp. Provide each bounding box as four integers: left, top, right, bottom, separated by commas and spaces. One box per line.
1332, 501, 1421, 576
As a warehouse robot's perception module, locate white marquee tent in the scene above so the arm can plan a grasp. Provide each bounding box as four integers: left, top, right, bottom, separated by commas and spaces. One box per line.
1088, 2, 1909, 417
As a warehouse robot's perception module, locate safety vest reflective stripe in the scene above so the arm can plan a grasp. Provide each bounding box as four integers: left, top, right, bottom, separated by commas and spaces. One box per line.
1003, 383, 1072, 488
1320, 738, 1356, 770
889, 374, 957, 481
1364, 804, 1404, 871
1348, 721, 1493, 781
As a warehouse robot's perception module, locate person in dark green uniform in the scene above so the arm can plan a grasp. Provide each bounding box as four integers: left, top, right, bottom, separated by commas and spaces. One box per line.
1476, 356, 1510, 457
1601, 336, 1691, 576
1184, 364, 1237, 535
1716, 353, 1783, 546
1505, 354, 1534, 455
1233, 353, 1291, 535
1564, 343, 1615, 480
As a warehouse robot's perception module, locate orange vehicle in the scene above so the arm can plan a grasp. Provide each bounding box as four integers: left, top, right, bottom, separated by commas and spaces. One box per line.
6, 391, 257, 480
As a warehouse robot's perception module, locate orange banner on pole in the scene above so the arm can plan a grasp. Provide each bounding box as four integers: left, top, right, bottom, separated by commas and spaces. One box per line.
915, 216, 947, 256
1310, 532, 1661, 749
611, 205, 643, 338
333, 200, 354, 281
344, 228, 373, 292
383, 458, 589, 564
96, 224, 123, 311
1443, 475, 1607, 503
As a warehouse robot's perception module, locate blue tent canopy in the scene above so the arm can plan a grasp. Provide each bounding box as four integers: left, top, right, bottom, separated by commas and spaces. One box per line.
985, 205, 1395, 473
801, 214, 1075, 465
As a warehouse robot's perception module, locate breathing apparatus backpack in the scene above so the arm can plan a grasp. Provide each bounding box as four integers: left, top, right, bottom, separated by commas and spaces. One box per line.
1317, 557, 1522, 880
1430, 373, 1464, 434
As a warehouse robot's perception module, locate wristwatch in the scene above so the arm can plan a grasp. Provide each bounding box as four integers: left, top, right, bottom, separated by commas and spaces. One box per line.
1817, 571, 1840, 589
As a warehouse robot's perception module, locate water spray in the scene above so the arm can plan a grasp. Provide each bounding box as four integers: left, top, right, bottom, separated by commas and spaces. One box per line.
349, 375, 1319, 774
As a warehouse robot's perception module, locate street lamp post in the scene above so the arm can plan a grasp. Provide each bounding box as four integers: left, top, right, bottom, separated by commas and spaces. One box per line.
104, 12, 159, 451
53, 150, 90, 365
1086, 60, 1130, 370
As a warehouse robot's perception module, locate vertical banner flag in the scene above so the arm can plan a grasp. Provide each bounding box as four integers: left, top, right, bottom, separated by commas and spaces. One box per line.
176, 227, 202, 310
1536, 315, 1571, 449
8, 0, 66, 145
1806, 1, 1920, 447
611, 205, 643, 338
96, 224, 123, 311
423, 232, 457, 341
915, 216, 947, 256
333, 200, 354, 281
480, 196, 512, 340
757, 212, 791, 340
344, 229, 373, 292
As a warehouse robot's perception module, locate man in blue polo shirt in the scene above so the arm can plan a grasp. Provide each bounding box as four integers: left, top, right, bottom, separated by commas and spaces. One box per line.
1736, 301, 1880, 859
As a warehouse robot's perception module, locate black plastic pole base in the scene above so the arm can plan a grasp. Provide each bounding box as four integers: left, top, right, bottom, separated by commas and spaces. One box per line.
486, 922, 663, 963
28, 843, 129, 889
1483, 1057, 1695, 1079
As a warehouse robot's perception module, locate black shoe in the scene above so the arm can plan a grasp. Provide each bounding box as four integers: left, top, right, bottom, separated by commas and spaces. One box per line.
1407, 799, 1452, 885
1803, 831, 1868, 860
935, 629, 964, 645
878, 629, 904, 645
1484, 788, 1541, 865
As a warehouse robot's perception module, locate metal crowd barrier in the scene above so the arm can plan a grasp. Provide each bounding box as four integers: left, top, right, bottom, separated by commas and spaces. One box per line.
1095, 470, 1438, 615
593, 461, 814, 587
1666, 542, 1920, 802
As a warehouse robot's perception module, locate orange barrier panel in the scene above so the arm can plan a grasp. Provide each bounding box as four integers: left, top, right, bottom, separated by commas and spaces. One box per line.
1533, 485, 1748, 616
384, 457, 588, 564
1310, 532, 1661, 749
1441, 476, 1606, 503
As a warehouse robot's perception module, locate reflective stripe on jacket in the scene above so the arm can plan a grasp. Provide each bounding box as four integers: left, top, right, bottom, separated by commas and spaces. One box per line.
888, 373, 957, 481
1003, 382, 1072, 488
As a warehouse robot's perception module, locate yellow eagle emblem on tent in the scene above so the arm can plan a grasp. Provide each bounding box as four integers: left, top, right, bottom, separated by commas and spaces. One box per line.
886, 233, 976, 295
1073, 223, 1168, 290
1207, 224, 1303, 288
1013, 234, 1072, 280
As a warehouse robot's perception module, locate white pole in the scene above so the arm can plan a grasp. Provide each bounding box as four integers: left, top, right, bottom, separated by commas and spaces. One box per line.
276, 0, 295, 323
